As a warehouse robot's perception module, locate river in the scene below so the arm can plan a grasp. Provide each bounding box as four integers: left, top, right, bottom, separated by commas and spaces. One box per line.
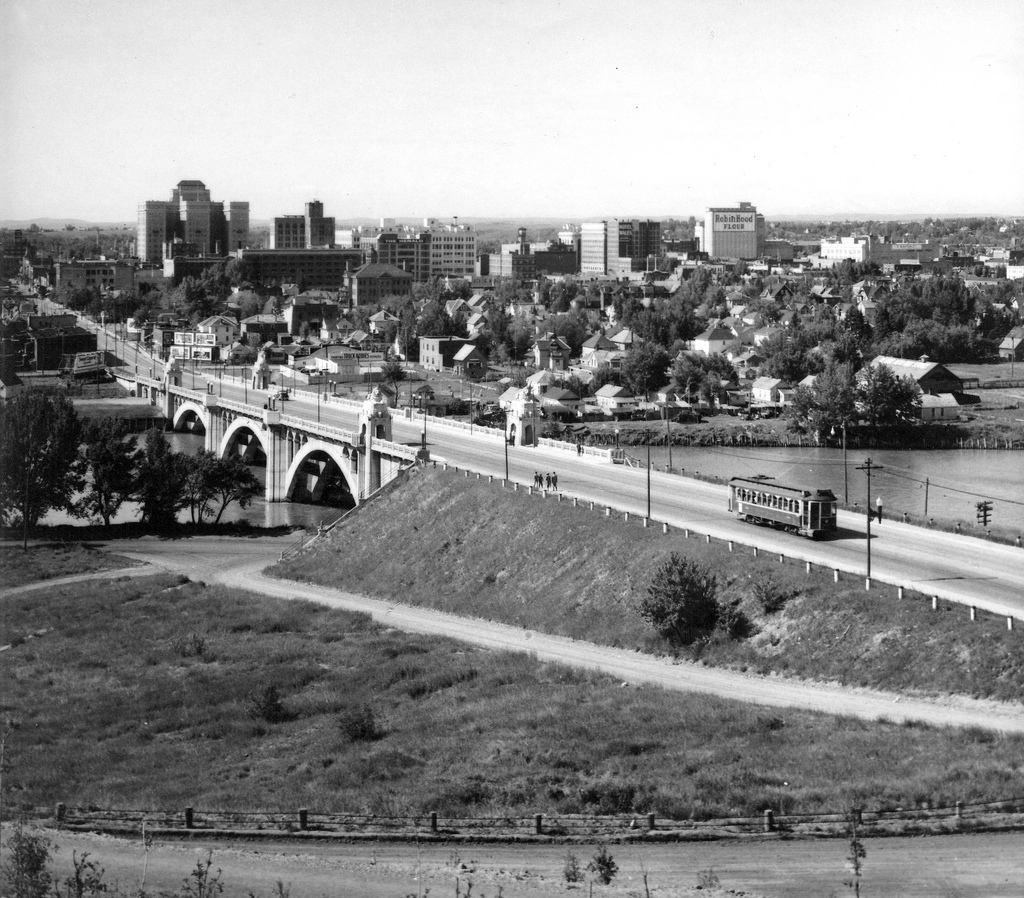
629, 444, 1024, 532
43, 433, 1024, 534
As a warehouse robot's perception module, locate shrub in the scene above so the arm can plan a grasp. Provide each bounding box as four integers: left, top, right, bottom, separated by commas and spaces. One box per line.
637, 553, 718, 646
751, 572, 790, 614
587, 844, 618, 885
563, 850, 583, 883
247, 684, 288, 724
718, 599, 753, 639
338, 704, 384, 742
1, 824, 54, 898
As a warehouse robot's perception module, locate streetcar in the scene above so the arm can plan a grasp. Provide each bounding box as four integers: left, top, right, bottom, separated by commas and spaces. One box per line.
728, 477, 838, 539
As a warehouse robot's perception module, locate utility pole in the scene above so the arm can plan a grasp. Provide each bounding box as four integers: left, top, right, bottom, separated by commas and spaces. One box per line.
646, 429, 652, 519
855, 458, 883, 583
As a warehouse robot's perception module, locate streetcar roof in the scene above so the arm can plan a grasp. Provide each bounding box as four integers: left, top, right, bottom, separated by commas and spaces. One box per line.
728, 477, 837, 501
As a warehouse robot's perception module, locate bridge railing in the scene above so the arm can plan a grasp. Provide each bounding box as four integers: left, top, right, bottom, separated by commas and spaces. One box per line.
279, 414, 356, 444
373, 438, 419, 460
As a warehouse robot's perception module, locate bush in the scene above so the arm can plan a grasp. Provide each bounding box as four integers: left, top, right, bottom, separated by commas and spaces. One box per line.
563, 850, 583, 883
247, 684, 288, 724
171, 632, 207, 658
338, 704, 384, 742
751, 572, 790, 614
1, 824, 54, 898
637, 553, 719, 646
718, 599, 753, 639
588, 844, 618, 885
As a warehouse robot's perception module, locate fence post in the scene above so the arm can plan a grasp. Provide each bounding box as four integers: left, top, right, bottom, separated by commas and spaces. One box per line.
853, 806, 863, 826
662, 522, 668, 534
184, 807, 194, 829
955, 801, 962, 822
534, 813, 543, 835
1009, 617, 1015, 632
834, 569, 839, 583
763, 809, 774, 832
706, 534, 711, 544
605, 506, 611, 516
805, 561, 811, 574
932, 596, 938, 611
55, 802, 66, 823
684, 528, 689, 538
778, 553, 784, 564
643, 517, 649, 528
298, 808, 308, 831
728, 541, 734, 552
573, 497, 578, 507
647, 813, 655, 831
970, 606, 977, 622
865, 578, 871, 591
624, 511, 629, 523
431, 811, 438, 833
898, 586, 904, 600
753, 546, 758, 557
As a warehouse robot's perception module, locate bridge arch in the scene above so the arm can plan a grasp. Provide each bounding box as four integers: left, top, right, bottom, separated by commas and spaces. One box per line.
218, 416, 271, 465
172, 400, 208, 434
284, 439, 357, 508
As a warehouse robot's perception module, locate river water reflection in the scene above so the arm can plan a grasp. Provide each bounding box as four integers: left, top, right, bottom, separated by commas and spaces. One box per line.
640, 444, 1024, 531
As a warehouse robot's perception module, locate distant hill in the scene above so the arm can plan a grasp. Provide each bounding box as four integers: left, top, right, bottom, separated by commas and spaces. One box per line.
1, 218, 134, 230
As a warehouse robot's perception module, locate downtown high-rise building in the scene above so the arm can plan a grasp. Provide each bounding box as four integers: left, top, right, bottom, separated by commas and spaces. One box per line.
137, 180, 248, 263
271, 200, 335, 249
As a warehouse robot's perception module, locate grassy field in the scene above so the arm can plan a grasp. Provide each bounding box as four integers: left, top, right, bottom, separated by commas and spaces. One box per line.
0, 542, 138, 588
271, 467, 1024, 703
4, 570, 1024, 821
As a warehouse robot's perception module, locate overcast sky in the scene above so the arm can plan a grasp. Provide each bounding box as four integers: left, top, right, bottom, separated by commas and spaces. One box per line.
2, 0, 1022, 223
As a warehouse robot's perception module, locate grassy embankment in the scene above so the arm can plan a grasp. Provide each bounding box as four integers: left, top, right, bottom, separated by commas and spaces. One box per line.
272, 467, 1024, 703
4, 568, 1024, 822
0, 542, 138, 588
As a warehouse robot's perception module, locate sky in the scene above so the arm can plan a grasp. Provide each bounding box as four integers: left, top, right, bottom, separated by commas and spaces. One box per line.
2, 0, 1023, 223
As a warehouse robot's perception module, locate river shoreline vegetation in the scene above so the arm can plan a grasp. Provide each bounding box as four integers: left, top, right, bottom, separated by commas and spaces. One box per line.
4, 563, 1024, 824
0, 392, 263, 545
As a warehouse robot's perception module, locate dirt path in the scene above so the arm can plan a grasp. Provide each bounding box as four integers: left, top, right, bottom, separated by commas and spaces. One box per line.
21, 826, 1024, 898
69, 535, 1024, 733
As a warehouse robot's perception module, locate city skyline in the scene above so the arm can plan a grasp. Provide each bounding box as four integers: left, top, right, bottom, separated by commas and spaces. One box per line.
2, 0, 1023, 223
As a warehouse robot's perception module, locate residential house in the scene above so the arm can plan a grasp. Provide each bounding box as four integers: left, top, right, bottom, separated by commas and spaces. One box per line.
196, 314, 239, 347
594, 383, 638, 416
691, 325, 735, 356
533, 333, 572, 371
919, 393, 962, 421
240, 314, 288, 344
451, 343, 487, 379
998, 326, 1024, 361
419, 336, 477, 372
750, 376, 789, 405
368, 309, 399, 335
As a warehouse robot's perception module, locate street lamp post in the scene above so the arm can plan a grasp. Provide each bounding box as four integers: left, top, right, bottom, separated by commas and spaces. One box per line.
421, 416, 427, 452
856, 458, 883, 582
504, 429, 510, 480
842, 421, 848, 504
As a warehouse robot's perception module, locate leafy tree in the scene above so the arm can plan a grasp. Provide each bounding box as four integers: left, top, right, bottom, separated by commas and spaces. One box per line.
638, 553, 719, 646
136, 428, 190, 530
856, 362, 921, 435
788, 361, 857, 441
587, 845, 618, 885
620, 342, 671, 397
76, 418, 143, 526
181, 451, 261, 524
381, 354, 406, 391
0, 392, 85, 545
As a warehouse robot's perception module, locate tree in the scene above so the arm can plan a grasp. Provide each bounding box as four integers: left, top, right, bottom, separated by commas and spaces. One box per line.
77, 418, 142, 526
205, 456, 261, 525
638, 553, 719, 646
620, 342, 671, 397
380, 354, 406, 392
136, 428, 190, 530
0, 392, 84, 545
856, 362, 920, 435
788, 361, 857, 441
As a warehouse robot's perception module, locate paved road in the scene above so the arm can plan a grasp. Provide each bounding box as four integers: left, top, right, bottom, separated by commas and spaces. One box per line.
196, 374, 1024, 621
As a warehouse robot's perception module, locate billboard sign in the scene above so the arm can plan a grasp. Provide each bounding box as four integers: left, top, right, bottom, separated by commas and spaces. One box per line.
194, 332, 216, 346
192, 346, 214, 361
713, 212, 755, 232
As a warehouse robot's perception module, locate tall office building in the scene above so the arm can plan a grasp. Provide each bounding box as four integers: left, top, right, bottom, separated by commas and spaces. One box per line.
137, 180, 248, 264
607, 219, 661, 274
345, 217, 475, 279
271, 200, 336, 249
700, 201, 765, 260
580, 221, 608, 275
